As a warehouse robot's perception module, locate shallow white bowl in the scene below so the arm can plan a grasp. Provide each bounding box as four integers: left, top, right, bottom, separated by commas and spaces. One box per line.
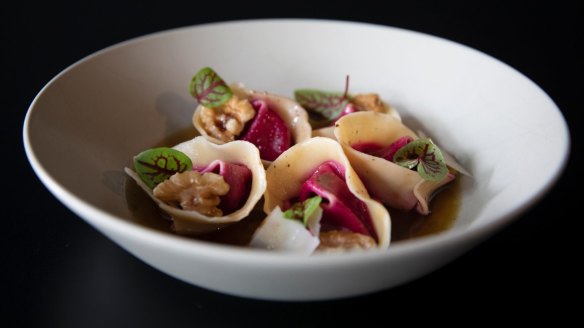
23, 19, 569, 301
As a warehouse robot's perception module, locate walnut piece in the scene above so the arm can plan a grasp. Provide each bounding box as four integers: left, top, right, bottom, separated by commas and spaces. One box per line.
199, 96, 256, 142
316, 230, 376, 252
351, 93, 386, 113
153, 171, 230, 217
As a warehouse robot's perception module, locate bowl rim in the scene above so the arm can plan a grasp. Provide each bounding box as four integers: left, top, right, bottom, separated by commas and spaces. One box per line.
22, 18, 571, 267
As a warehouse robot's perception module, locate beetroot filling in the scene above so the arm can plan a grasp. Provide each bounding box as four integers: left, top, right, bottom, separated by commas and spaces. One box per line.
352, 136, 414, 161
332, 103, 358, 125
195, 160, 252, 215
297, 161, 377, 240
239, 99, 291, 161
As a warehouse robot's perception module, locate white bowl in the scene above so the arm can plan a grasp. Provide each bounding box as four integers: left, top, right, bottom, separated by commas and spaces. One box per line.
23, 19, 569, 301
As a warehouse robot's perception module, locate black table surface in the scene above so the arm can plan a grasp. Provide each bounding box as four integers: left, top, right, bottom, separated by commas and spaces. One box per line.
5, 1, 581, 326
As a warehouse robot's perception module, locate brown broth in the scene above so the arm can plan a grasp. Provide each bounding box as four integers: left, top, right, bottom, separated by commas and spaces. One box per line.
125, 127, 461, 246
389, 177, 461, 242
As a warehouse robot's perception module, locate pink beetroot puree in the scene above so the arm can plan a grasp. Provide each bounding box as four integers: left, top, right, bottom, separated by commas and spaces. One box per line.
297, 161, 377, 240
333, 103, 358, 124
239, 99, 291, 161
352, 136, 413, 161
195, 160, 252, 215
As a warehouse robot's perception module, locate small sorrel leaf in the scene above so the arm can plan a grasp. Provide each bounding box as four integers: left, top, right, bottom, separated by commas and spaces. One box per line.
301, 196, 322, 226
393, 138, 447, 181
294, 89, 347, 121
284, 196, 323, 226
189, 67, 233, 108
133, 147, 193, 189
283, 204, 303, 221
294, 76, 351, 121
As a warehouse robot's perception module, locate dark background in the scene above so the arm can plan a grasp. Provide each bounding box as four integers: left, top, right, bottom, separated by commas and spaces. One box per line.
4, 1, 581, 326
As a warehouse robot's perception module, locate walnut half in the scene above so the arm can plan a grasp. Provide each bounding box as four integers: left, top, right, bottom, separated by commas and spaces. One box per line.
199, 96, 256, 142
316, 230, 377, 252
153, 171, 230, 217
351, 93, 387, 113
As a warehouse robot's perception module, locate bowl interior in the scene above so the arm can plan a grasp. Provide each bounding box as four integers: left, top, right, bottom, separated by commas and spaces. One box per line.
24, 20, 569, 251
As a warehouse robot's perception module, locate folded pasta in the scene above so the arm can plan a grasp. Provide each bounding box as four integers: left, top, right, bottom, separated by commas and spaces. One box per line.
191, 67, 311, 164
257, 137, 391, 252
125, 136, 266, 235
333, 111, 460, 214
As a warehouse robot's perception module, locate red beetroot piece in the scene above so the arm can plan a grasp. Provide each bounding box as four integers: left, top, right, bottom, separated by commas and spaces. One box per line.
196, 160, 252, 215
239, 99, 291, 161
297, 161, 376, 240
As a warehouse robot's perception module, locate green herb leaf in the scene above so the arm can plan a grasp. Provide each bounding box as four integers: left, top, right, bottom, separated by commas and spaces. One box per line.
301, 196, 323, 226
393, 138, 447, 181
189, 67, 233, 108
283, 196, 323, 226
283, 204, 303, 220
294, 75, 351, 121
133, 147, 193, 189
294, 89, 348, 121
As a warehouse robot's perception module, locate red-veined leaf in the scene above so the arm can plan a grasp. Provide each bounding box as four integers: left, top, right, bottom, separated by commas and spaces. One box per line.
133, 147, 193, 189
393, 138, 447, 181
294, 89, 347, 121
189, 67, 233, 108
294, 75, 351, 121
